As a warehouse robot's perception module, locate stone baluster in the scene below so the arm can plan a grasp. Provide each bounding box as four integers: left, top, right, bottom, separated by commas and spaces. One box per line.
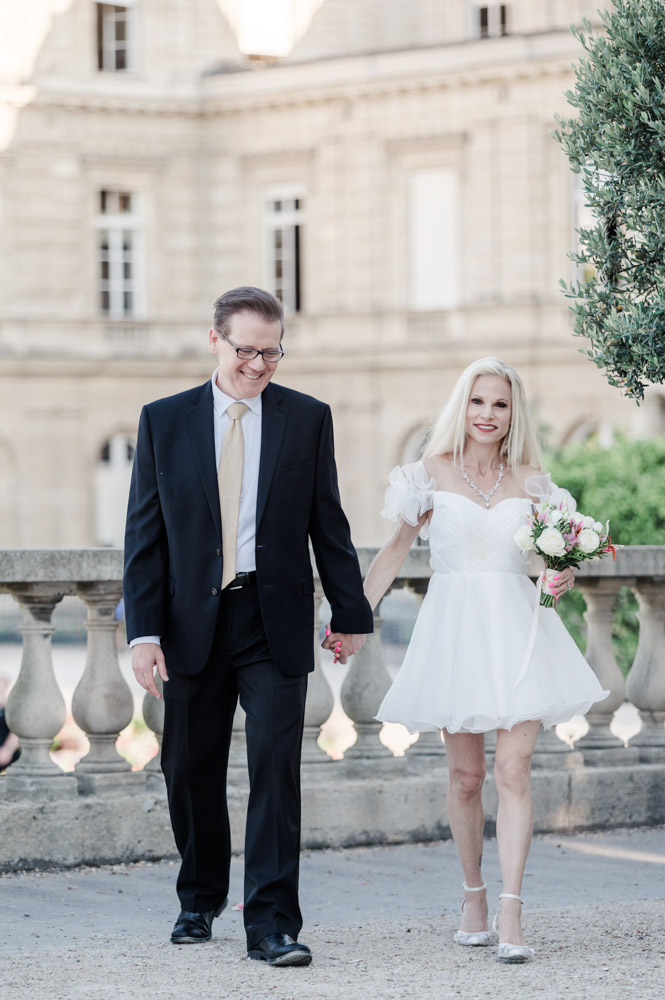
574, 579, 635, 763
4, 586, 77, 797
142, 677, 164, 781
72, 582, 135, 788
302, 582, 335, 764
340, 600, 402, 770
625, 579, 665, 761
531, 722, 582, 768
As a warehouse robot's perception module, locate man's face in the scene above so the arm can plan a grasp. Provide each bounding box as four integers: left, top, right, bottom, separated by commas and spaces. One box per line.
209, 310, 283, 399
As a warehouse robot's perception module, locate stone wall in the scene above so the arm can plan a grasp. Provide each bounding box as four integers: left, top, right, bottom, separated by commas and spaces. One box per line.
0, 544, 664, 870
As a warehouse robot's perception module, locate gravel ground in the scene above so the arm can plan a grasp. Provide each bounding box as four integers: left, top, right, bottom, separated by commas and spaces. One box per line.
2, 830, 664, 1000
3, 903, 663, 1000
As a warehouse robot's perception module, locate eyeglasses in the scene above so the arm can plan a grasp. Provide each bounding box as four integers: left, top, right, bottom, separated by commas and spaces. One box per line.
220, 332, 285, 363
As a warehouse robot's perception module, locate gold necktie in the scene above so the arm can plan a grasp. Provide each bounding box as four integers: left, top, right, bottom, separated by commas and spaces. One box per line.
218, 402, 248, 589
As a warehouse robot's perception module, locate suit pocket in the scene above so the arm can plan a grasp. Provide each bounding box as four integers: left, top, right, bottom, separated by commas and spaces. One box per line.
278, 461, 313, 480
301, 574, 315, 595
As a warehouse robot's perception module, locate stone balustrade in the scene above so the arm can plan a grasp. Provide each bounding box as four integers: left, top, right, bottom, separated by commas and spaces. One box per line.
0, 546, 664, 868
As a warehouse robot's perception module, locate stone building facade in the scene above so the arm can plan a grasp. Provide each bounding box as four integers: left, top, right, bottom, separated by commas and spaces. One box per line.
0, 0, 662, 549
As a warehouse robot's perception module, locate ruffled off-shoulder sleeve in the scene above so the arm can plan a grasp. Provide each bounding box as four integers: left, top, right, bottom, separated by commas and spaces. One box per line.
524, 472, 577, 512
380, 460, 436, 540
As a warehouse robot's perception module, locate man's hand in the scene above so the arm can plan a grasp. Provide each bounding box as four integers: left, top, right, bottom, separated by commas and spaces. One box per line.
321, 631, 367, 665
132, 643, 169, 699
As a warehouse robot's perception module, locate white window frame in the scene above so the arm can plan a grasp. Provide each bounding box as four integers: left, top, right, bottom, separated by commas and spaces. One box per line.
96, 0, 136, 73
264, 189, 305, 315
471, 3, 509, 40
96, 190, 144, 320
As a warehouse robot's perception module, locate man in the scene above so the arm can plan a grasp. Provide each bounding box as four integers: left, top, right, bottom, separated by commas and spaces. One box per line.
124, 287, 372, 966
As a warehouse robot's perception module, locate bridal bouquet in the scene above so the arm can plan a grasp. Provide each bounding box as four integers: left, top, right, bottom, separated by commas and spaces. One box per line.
513, 498, 616, 608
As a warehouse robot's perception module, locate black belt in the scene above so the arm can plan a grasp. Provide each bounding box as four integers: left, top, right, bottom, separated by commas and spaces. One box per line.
224, 571, 257, 591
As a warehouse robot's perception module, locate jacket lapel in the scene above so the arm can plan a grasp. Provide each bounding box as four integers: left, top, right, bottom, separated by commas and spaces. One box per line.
186, 381, 222, 538
256, 382, 287, 529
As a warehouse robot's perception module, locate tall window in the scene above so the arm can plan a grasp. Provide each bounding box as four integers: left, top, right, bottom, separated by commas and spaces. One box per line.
96, 1, 135, 72
96, 190, 143, 319
475, 4, 509, 39
95, 433, 136, 546
408, 168, 459, 311
264, 193, 304, 314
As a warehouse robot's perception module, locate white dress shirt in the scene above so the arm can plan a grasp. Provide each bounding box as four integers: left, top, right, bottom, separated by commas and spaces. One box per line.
130, 369, 263, 647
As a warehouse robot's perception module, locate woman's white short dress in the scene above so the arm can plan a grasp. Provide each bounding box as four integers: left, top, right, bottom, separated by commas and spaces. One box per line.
375, 462, 609, 734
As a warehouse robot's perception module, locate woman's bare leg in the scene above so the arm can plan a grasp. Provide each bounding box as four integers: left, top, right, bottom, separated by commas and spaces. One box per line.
493, 721, 541, 944
442, 730, 487, 932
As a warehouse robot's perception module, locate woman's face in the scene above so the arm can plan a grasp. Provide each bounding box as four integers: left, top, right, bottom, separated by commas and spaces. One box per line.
465, 374, 512, 449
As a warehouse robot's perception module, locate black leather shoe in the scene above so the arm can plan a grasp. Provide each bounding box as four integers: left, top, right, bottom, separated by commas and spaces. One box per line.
247, 932, 312, 966
170, 899, 228, 944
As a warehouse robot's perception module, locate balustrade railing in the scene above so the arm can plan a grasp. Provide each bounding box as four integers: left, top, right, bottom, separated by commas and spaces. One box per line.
0, 546, 664, 801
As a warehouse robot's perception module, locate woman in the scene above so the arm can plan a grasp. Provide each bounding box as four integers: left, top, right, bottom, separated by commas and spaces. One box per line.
363, 358, 608, 963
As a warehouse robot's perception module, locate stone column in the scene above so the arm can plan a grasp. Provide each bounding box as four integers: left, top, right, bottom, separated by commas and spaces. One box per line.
72, 582, 135, 785
626, 580, 665, 761
302, 583, 335, 764
142, 677, 164, 781
531, 724, 583, 769
575, 579, 634, 764
4, 586, 77, 797
340, 603, 402, 770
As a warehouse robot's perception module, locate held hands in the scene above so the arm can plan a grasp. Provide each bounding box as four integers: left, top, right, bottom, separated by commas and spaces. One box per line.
131, 642, 169, 699
321, 628, 367, 665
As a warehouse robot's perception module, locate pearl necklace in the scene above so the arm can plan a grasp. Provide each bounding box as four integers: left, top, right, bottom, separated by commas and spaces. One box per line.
461, 461, 504, 508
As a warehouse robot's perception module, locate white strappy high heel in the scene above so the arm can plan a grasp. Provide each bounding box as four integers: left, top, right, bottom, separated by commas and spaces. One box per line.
492, 893, 535, 963
453, 882, 493, 947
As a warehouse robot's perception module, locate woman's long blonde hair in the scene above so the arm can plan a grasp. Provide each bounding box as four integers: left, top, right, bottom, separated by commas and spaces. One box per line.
421, 357, 542, 471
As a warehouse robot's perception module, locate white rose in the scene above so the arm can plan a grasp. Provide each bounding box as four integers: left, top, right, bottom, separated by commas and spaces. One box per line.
513, 524, 535, 552
549, 509, 564, 525
593, 521, 603, 532
582, 515, 595, 528
536, 527, 567, 557
577, 528, 600, 554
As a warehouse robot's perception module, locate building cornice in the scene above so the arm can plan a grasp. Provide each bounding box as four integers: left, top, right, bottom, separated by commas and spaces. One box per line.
4, 31, 582, 120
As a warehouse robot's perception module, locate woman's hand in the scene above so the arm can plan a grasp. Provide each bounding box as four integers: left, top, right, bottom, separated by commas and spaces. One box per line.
552, 567, 575, 599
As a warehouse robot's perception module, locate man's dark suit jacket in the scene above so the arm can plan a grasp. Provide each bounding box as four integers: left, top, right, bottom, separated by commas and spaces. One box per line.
123, 379, 373, 677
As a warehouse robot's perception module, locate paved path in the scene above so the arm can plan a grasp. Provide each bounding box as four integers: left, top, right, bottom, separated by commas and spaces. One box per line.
1, 828, 664, 999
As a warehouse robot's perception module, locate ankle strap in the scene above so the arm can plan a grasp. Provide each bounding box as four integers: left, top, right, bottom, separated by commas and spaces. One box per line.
498, 892, 523, 903
462, 882, 487, 892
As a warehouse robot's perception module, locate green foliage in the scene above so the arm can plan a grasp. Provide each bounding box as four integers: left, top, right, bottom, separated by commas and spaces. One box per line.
546, 434, 665, 674
554, 0, 665, 400
546, 434, 665, 545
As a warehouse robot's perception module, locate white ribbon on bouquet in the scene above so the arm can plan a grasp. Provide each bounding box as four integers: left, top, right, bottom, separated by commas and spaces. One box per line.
514, 568, 558, 688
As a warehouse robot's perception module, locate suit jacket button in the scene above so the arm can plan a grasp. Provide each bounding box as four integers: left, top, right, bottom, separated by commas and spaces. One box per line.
216, 548, 221, 557
211, 587, 219, 596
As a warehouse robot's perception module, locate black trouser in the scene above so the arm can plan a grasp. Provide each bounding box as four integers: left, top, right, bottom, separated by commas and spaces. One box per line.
161, 584, 308, 948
